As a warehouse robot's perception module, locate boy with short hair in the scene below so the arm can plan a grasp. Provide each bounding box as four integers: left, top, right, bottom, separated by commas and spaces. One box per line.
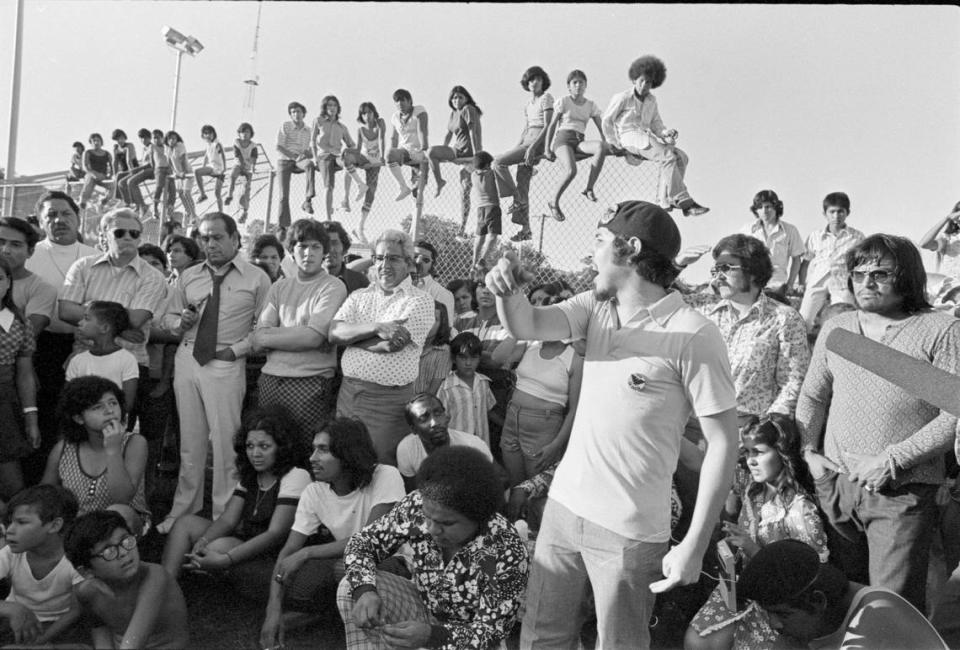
225, 122, 258, 223
470, 151, 502, 275
797, 191, 865, 331
0, 485, 82, 645
150, 130, 175, 221
66, 510, 189, 649
65, 301, 139, 414
437, 332, 496, 446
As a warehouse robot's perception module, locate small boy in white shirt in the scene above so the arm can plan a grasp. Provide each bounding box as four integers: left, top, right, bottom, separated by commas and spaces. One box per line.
65, 301, 139, 414
0, 485, 82, 645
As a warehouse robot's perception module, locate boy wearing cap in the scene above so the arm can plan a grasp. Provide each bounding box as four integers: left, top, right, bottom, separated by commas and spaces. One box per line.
738, 539, 948, 649
485, 200, 738, 649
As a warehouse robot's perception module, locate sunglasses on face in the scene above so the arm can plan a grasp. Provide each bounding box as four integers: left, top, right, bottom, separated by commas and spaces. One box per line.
710, 263, 744, 276
112, 229, 141, 240
850, 268, 896, 285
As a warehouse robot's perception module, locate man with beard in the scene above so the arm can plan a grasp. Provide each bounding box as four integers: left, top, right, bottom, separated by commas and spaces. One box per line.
485, 200, 738, 649
798, 234, 960, 612
329, 229, 434, 466
396, 393, 492, 492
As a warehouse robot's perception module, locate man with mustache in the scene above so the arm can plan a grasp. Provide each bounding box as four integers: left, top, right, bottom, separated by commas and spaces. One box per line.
797, 234, 960, 612
396, 393, 492, 492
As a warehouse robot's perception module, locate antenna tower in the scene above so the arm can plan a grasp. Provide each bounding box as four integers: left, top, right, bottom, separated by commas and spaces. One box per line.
242, 2, 262, 114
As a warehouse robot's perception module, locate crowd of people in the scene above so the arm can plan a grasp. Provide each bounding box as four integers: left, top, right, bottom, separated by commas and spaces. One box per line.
3, 54, 960, 649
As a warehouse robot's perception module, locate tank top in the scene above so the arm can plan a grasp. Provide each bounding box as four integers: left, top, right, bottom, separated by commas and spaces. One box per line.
513, 341, 575, 406
360, 127, 382, 162
58, 432, 150, 516
113, 144, 136, 173
87, 150, 111, 176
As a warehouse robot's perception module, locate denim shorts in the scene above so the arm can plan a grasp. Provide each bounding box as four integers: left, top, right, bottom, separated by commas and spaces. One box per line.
499, 401, 564, 459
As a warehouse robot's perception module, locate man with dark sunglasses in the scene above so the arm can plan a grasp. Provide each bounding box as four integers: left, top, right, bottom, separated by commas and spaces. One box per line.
797, 234, 960, 613
59, 208, 167, 434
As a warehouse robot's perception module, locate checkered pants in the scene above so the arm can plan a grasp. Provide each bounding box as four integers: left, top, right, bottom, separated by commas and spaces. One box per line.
257, 373, 335, 446
336, 571, 436, 650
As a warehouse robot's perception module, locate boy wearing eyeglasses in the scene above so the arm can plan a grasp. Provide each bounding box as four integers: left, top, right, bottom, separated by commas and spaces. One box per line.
66, 510, 188, 649
0, 485, 82, 646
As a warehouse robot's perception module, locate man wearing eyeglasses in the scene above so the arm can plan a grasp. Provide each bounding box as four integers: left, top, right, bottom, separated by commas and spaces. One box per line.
797, 234, 960, 612
684, 234, 810, 423
329, 229, 435, 465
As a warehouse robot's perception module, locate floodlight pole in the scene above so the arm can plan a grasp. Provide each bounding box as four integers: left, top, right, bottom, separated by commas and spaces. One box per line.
5, 0, 25, 180
170, 49, 184, 132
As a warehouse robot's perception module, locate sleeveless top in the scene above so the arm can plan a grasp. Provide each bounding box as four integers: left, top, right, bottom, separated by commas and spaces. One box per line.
58, 432, 150, 516
87, 150, 111, 176
113, 144, 136, 173
360, 127, 382, 162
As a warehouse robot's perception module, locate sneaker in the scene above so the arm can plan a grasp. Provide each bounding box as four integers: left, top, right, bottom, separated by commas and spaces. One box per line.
510, 230, 532, 242
302, 200, 314, 215
224, 195, 233, 206
676, 198, 710, 217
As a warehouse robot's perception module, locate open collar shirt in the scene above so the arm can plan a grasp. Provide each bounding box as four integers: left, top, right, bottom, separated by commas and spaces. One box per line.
335, 276, 435, 386
686, 291, 810, 417
164, 255, 270, 359
60, 253, 166, 365
803, 225, 865, 291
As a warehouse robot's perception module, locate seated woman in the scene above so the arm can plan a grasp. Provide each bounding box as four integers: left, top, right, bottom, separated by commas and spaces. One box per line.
160, 405, 311, 581
685, 416, 828, 650
42, 376, 149, 535
337, 446, 528, 650
259, 418, 404, 649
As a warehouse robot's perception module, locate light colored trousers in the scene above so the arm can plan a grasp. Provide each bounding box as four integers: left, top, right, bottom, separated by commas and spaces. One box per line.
521, 499, 667, 649
621, 132, 690, 207
170, 343, 244, 520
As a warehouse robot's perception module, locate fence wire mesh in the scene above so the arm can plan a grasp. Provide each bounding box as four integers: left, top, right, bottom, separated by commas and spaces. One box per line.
2, 151, 662, 293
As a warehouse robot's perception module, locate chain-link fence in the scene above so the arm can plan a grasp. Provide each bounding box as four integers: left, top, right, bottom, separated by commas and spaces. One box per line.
2, 151, 662, 293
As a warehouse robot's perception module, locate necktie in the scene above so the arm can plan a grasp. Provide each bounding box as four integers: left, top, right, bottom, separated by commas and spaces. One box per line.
192, 267, 228, 366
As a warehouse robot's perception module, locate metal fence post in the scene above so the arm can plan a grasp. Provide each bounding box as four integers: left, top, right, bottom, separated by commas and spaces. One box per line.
266, 170, 275, 229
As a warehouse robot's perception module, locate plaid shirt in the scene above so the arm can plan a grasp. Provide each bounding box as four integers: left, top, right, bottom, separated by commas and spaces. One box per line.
344, 491, 528, 650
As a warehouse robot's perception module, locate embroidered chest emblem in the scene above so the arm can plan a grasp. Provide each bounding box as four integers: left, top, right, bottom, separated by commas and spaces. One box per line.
627, 373, 647, 392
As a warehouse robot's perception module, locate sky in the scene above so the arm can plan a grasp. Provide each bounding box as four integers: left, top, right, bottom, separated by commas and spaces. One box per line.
1, 2, 958, 279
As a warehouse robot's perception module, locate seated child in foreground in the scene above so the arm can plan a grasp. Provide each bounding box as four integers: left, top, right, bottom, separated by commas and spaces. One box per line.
0, 485, 82, 646
66, 510, 188, 649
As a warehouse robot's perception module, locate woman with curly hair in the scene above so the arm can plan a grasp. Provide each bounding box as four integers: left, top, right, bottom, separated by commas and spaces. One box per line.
337, 446, 529, 650
425, 86, 484, 236
686, 416, 827, 650
160, 404, 311, 580
260, 418, 404, 648
493, 65, 555, 242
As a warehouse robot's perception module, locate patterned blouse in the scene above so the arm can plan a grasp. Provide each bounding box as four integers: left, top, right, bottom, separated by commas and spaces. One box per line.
685, 292, 810, 417
344, 491, 528, 649
58, 432, 150, 517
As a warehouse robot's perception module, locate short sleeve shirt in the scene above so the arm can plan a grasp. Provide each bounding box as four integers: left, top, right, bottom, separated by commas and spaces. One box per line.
0, 310, 34, 365
448, 105, 480, 158
396, 429, 493, 478
740, 219, 805, 287
335, 277, 435, 386
292, 464, 405, 540
0, 547, 84, 622
392, 106, 427, 153
553, 96, 601, 134
11, 274, 57, 323
65, 348, 140, 388
525, 93, 555, 128
549, 291, 736, 540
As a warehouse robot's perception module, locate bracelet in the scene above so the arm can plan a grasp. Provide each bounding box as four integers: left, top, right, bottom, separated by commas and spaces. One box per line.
22, 407, 38, 414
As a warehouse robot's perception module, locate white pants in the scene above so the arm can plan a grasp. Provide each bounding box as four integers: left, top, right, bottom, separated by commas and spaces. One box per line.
170, 343, 244, 520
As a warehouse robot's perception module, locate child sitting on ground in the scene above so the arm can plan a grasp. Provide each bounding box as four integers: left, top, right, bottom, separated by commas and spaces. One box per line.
65, 301, 139, 415
66, 510, 188, 649
437, 332, 496, 447
0, 485, 82, 646
470, 151, 502, 276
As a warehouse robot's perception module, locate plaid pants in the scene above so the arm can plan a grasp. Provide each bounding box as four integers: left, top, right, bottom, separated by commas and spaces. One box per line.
336, 571, 436, 650
257, 373, 335, 448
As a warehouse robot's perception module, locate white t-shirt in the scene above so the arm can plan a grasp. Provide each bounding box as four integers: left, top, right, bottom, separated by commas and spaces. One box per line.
0, 547, 84, 622
292, 464, 404, 541
65, 348, 140, 387
24, 240, 100, 334
553, 96, 601, 134
396, 429, 493, 478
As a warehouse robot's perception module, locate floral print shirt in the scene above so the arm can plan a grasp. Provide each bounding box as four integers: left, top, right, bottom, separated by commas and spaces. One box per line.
344, 491, 528, 649
686, 292, 810, 417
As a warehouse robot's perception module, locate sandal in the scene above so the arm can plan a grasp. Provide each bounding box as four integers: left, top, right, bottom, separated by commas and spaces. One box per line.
547, 202, 566, 222
581, 189, 597, 202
